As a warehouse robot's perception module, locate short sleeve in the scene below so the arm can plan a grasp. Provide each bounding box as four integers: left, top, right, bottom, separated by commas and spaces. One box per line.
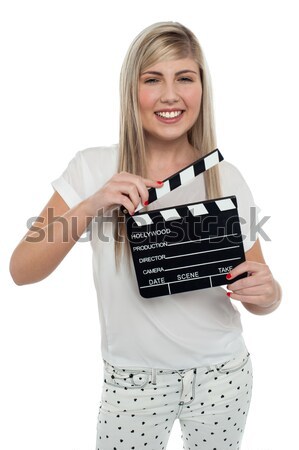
219, 161, 261, 253
51, 150, 87, 209
51, 145, 119, 209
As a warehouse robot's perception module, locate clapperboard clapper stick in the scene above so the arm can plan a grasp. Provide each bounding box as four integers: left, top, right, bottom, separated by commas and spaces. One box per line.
121, 149, 247, 299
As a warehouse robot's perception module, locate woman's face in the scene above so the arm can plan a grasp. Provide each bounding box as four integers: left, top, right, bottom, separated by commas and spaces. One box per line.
138, 57, 202, 145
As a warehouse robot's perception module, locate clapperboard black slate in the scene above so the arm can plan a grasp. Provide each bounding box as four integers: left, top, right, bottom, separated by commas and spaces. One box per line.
121, 149, 247, 299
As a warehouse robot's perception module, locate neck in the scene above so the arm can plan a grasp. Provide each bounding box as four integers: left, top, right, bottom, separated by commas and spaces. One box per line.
145, 134, 196, 168
144, 134, 198, 180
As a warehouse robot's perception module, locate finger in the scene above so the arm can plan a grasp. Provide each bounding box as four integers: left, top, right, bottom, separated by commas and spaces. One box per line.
117, 174, 164, 206
228, 285, 267, 296
104, 193, 135, 216
134, 178, 159, 206
226, 260, 265, 281
142, 177, 164, 188
117, 172, 163, 189
112, 182, 143, 210
107, 182, 142, 213
131, 178, 165, 208
119, 195, 136, 216
227, 291, 263, 304
117, 194, 137, 216
227, 274, 268, 291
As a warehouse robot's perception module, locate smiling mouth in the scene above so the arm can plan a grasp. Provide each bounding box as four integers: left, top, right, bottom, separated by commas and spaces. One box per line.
154, 110, 184, 119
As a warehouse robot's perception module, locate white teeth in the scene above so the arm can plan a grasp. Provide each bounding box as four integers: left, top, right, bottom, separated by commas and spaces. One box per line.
156, 110, 183, 118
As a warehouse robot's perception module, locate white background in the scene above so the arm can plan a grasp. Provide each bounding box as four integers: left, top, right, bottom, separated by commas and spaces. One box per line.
1, 1, 297, 449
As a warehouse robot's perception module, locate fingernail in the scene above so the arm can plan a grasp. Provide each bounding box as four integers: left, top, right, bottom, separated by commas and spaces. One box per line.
226, 273, 232, 279
227, 292, 231, 297
157, 180, 163, 184
144, 200, 149, 206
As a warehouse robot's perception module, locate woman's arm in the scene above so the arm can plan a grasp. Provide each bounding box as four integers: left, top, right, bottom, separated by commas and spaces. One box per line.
9, 172, 163, 286
9, 191, 94, 285
226, 239, 282, 315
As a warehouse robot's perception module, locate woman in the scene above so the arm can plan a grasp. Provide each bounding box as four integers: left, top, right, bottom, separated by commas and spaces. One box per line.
10, 22, 282, 450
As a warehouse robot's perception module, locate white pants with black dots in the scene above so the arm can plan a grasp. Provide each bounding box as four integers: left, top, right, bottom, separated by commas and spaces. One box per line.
95, 347, 253, 450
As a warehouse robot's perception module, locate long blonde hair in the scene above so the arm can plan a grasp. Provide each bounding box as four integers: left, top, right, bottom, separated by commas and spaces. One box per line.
114, 21, 222, 269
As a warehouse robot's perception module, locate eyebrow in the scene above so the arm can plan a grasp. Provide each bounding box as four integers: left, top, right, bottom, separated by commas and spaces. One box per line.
141, 69, 198, 76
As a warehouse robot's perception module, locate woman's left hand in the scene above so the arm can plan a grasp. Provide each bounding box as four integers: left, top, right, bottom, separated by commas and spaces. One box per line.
226, 261, 279, 308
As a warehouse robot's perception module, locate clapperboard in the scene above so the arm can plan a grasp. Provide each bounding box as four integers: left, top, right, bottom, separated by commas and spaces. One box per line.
121, 149, 247, 298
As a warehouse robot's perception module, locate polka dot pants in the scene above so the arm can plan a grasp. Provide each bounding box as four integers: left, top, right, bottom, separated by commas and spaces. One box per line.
95, 348, 253, 450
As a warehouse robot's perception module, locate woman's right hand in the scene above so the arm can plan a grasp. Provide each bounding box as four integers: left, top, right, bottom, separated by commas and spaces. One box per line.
85, 172, 163, 217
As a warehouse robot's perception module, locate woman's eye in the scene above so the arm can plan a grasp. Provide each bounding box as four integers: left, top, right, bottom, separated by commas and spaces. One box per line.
179, 77, 193, 82
144, 78, 159, 84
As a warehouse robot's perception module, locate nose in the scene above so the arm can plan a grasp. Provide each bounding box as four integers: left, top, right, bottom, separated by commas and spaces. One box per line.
160, 81, 179, 104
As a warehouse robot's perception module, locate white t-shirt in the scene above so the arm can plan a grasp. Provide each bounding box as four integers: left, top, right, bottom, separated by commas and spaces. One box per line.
51, 145, 260, 369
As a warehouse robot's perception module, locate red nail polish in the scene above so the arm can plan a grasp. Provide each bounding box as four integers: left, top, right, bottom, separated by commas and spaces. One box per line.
227, 292, 231, 297
144, 200, 149, 206
226, 273, 232, 279
157, 180, 163, 184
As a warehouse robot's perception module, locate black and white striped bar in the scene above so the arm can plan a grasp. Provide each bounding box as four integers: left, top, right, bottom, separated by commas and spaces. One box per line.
132, 197, 236, 227
126, 196, 247, 298
121, 148, 223, 214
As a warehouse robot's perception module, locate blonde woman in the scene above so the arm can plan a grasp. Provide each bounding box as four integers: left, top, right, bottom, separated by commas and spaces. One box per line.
10, 22, 282, 450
